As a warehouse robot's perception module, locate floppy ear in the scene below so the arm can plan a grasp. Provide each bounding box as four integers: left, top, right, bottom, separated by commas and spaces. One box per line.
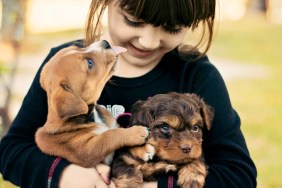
50, 83, 88, 120
188, 93, 214, 130
130, 100, 153, 128
199, 100, 214, 130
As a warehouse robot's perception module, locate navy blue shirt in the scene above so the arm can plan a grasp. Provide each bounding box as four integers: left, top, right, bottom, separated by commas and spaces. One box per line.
0, 40, 257, 188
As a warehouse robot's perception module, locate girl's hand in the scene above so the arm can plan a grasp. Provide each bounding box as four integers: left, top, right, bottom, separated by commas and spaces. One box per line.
142, 181, 157, 188
58, 164, 109, 188
95, 163, 111, 185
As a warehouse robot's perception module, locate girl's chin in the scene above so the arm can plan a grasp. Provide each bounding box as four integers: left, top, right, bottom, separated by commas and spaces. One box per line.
120, 52, 163, 69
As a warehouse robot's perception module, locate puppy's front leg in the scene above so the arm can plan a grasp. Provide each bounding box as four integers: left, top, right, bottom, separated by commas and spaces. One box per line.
129, 143, 155, 162
139, 162, 177, 180
80, 125, 149, 166
40, 125, 150, 168
177, 159, 207, 188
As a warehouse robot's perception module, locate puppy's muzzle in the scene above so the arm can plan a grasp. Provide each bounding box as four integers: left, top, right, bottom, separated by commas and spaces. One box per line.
181, 144, 192, 153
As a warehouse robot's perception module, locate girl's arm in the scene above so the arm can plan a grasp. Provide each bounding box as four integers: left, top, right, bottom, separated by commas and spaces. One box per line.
189, 59, 257, 187
0, 42, 78, 188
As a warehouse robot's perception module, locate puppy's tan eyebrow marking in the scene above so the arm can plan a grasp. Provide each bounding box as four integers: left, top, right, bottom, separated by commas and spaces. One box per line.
157, 115, 180, 129
188, 115, 203, 128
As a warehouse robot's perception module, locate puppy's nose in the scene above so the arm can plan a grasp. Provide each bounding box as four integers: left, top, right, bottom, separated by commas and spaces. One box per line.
101, 40, 111, 49
181, 144, 191, 153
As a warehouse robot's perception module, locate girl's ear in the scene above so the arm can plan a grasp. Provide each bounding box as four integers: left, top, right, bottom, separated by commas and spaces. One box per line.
130, 100, 153, 128
50, 83, 88, 120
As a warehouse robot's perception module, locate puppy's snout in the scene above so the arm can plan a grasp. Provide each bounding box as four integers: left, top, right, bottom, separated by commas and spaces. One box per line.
101, 40, 111, 49
181, 144, 191, 153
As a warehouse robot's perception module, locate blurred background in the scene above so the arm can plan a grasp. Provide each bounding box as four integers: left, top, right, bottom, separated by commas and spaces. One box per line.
0, 0, 281, 187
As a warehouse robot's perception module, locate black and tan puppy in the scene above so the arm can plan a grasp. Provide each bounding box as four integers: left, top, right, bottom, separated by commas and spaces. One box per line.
112, 92, 214, 188
35, 40, 149, 167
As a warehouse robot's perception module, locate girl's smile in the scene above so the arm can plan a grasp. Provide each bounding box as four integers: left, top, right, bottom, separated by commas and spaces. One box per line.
127, 42, 155, 58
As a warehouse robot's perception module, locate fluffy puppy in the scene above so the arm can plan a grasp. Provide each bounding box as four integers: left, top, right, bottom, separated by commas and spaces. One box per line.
35, 40, 149, 167
111, 92, 214, 188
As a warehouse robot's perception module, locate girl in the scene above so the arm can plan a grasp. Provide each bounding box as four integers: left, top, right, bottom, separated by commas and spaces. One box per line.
0, 0, 257, 187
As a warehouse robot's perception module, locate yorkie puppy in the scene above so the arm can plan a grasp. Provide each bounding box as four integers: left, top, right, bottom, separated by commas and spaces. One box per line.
111, 92, 214, 188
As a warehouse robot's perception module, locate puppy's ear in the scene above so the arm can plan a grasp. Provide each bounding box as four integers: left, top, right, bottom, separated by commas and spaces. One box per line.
50, 83, 88, 120
188, 93, 214, 130
199, 100, 214, 130
130, 100, 153, 128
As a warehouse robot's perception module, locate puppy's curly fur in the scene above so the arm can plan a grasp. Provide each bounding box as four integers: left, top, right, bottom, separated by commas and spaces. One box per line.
35, 40, 149, 167
111, 92, 214, 188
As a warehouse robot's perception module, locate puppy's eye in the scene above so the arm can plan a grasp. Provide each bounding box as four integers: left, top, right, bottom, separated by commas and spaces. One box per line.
160, 124, 170, 133
157, 124, 171, 139
86, 58, 94, 69
191, 125, 200, 132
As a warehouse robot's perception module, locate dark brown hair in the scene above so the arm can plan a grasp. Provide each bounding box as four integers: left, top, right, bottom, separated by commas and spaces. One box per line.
85, 0, 216, 55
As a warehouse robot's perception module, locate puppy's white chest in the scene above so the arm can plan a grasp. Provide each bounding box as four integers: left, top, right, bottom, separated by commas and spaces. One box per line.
91, 107, 117, 134
90, 107, 117, 165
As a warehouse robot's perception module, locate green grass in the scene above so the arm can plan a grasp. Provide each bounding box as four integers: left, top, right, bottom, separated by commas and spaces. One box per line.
229, 78, 282, 188
210, 16, 282, 67
209, 16, 282, 188
1, 15, 282, 188
0, 174, 17, 188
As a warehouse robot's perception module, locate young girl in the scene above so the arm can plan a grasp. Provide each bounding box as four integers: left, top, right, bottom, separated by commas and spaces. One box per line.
0, 0, 257, 188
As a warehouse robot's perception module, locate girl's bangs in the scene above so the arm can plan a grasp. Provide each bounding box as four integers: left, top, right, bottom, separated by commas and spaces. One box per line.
119, 0, 215, 28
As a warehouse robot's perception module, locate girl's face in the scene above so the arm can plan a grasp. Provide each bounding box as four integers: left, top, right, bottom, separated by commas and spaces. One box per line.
104, 1, 188, 70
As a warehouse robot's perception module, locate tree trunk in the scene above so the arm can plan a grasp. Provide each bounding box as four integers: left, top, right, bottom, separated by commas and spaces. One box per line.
0, 0, 28, 137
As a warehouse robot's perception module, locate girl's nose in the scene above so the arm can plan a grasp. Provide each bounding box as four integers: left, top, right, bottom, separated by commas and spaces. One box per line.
138, 26, 161, 50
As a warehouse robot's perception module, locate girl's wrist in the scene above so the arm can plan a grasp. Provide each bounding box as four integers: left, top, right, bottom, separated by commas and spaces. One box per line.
47, 157, 70, 188
157, 174, 178, 188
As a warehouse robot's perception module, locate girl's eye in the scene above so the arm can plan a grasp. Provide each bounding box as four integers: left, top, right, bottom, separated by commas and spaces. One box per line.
163, 25, 183, 35
123, 16, 144, 27
86, 58, 94, 70
191, 125, 200, 133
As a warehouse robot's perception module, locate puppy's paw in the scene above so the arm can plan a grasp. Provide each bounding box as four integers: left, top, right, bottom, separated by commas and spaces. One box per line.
142, 144, 155, 161
165, 164, 177, 173
128, 144, 154, 161
126, 126, 149, 146
177, 178, 204, 188
177, 163, 206, 188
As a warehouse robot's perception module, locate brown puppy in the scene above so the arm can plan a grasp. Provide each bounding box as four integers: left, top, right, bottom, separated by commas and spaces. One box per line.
35, 40, 149, 167
111, 92, 214, 188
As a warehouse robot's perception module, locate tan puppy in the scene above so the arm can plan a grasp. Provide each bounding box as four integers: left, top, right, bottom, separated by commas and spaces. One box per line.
111, 92, 214, 188
35, 40, 149, 167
